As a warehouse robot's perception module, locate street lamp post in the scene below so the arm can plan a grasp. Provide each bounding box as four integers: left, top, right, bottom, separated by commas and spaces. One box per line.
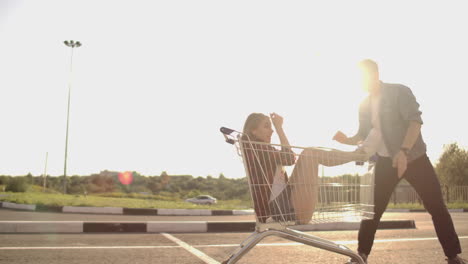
63, 40, 82, 194
42, 152, 48, 192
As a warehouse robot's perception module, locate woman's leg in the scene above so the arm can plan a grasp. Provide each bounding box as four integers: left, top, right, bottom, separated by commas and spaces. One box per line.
289, 148, 367, 224
305, 147, 368, 167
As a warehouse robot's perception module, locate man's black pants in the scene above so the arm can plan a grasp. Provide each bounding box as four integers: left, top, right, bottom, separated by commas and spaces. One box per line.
357, 154, 462, 257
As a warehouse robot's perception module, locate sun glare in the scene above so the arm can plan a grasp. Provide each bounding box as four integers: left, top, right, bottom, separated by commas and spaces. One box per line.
118, 171, 133, 185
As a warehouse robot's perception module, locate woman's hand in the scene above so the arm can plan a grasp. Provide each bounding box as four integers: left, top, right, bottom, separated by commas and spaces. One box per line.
270, 113, 291, 147
270, 113, 283, 131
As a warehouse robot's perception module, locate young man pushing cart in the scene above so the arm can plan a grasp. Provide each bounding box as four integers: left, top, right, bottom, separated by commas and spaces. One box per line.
333, 59, 465, 264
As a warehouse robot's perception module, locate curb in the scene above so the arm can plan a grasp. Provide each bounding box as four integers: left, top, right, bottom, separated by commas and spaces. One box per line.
2, 201, 468, 216
0, 220, 416, 234
0, 202, 254, 216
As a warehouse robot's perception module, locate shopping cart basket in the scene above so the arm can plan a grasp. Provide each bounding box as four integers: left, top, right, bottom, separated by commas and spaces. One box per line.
220, 127, 374, 264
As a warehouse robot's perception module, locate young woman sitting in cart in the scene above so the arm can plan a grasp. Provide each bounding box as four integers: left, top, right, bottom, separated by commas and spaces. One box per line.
242, 113, 368, 224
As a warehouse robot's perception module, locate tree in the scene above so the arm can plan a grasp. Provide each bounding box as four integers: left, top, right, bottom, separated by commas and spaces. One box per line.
0, 176, 10, 186
147, 177, 161, 194
160, 171, 170, 190
68, 176, 87, 194
88, 173, 118, 193
435, 143, 468, 186
6, 177, 29, 192
25, 173, 33, 185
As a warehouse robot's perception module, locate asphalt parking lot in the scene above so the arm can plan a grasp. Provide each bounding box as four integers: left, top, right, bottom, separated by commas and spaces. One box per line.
0, 212, 467, 264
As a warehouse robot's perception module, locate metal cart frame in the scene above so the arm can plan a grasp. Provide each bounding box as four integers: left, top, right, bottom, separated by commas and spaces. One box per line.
220, 127, 374, 264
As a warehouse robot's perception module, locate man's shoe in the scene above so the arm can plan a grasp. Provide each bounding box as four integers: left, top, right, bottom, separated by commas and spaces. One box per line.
447, 256, 467, 264
347, 252, 367, 264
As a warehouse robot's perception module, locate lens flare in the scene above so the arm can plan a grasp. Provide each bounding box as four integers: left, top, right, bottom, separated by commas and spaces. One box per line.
118, 171, 133, 185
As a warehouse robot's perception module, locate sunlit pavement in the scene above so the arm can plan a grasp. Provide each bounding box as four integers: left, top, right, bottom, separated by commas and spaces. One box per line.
0, 213, 467, 264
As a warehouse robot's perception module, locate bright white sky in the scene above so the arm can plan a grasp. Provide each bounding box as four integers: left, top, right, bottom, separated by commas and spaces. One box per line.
1, 0, 467, 178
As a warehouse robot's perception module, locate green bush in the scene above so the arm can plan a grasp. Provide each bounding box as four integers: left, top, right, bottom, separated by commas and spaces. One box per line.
28, 185, 61, 194
5, 177, 29, 192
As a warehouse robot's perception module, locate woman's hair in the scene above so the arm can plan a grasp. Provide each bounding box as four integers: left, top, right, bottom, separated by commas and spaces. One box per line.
242, 113, 269, 140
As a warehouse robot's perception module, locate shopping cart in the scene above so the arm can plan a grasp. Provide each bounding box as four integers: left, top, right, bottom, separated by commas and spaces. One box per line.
220, 127, 374, 264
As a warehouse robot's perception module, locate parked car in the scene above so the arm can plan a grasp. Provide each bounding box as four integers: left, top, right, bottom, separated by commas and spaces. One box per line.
185, 195, 217, 205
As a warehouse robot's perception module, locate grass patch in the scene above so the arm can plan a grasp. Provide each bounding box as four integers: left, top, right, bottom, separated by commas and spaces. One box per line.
0, 191, 252, 210
447, 202, 468, 209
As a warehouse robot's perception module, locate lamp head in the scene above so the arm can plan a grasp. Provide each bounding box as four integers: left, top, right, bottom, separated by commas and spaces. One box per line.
64, 40, 82, 48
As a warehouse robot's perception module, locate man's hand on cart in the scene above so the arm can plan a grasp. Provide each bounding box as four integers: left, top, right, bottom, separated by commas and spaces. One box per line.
393, 151, 408, 178
332, 131, 348, 144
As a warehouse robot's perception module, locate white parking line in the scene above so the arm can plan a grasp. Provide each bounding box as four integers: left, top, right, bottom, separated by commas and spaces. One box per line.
0, 245, 180, 250
0, 235, 466, 251
196, 235, 468, 247
161, 233, 220, 264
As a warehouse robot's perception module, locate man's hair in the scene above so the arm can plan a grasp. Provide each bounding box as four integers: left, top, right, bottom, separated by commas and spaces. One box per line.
358, 59, 379, 73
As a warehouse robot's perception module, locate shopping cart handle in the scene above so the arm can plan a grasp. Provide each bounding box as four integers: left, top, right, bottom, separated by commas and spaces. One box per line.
220, 127, 236, 145
220, 127, 235, 135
